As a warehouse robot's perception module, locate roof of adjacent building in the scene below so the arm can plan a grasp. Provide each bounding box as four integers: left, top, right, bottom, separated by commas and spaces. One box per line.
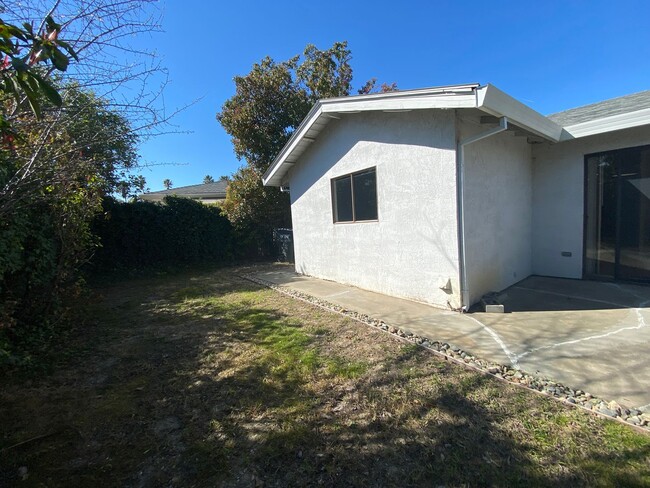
547, 90, 650, 126
141, 180, 228, 201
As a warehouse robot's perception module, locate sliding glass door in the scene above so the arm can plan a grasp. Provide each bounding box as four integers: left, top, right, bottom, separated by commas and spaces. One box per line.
585, 145, 650, 282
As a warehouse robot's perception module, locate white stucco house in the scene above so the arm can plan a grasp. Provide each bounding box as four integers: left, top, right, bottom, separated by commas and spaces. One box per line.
262, 84, 650, 311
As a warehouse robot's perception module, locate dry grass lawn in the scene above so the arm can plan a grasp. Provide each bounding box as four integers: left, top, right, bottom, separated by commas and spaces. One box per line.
1, 268, 650, 487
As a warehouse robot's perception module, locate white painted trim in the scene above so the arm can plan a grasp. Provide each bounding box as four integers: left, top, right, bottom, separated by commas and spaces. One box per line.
321, 94, 477, 113
560, 107, 650, 140
477, 85, 563, 142
321, 83, 480, 103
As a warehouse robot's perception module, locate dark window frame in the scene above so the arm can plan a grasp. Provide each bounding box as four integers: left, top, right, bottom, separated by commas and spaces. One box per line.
331, 167, 378, 223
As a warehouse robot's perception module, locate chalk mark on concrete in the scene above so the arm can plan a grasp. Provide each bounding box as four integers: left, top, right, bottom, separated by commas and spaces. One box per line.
463, 314, 520, 369
517, 303, 650, 361
324, 290, 352, 299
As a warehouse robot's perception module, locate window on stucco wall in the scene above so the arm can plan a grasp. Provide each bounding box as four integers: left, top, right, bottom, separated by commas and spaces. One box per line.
331, 167, 378, 223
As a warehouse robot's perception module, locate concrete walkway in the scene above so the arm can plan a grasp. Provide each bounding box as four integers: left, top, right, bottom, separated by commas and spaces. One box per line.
251, 266, 650, 410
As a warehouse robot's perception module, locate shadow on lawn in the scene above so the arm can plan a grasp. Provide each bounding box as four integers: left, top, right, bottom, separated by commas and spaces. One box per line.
183, 339, 650, 487
2, 270, 649, 487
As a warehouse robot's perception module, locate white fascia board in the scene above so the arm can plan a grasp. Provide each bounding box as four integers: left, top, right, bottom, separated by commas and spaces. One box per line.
477, 84, 563, 142
320, 83, 479, 105
560, 107, 650, 140
321, 93, 477, 113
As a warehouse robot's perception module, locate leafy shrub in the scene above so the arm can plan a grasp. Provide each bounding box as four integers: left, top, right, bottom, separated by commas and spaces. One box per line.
0, 200, 93, 371
91, 196, 237, 271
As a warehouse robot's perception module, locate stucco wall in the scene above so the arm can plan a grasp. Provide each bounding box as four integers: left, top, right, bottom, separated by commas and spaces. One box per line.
287, 110, 461, 308
460, 116, 533, 304
531, 125, 650, 278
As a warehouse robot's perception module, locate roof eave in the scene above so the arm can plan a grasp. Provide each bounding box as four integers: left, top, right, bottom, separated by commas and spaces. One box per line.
262, 83, 569, 187
476, 84, 563, 142
559, 107, 650, 140
263, 102, 324, 187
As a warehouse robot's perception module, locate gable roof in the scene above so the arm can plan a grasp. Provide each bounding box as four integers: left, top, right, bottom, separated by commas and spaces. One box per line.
262, 84, 564, 187
141, 180, 228, 201
262, 84, 650, 187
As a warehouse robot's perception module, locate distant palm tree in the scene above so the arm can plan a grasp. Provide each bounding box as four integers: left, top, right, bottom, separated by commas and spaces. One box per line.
203, 175, 215, 184
163, 179, 173, 190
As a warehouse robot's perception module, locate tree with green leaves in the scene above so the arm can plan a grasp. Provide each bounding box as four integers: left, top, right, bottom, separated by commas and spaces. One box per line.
357, 78, 399, 95
0, 15, 77, 119
218, 56, 309, 173
0, 80, 141, 337
163, 178, 172, 190
203, 175, 214, 184
297, 42, 353, 100
1, 82, 140, 216
221, 165, 291, 255
0, 1, 167, 367
0, 1, 168, 217
217, 41, 396, 256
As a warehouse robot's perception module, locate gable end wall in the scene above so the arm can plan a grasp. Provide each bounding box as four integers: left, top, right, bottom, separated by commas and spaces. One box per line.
287, 110, 461, 308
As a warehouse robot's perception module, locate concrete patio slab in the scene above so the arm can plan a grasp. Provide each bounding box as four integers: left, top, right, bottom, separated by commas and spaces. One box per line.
250, 266, 650, 410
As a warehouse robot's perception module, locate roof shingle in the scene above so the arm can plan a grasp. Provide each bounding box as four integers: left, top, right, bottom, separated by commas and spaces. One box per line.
142, 180, 228, 199
547, 90, 650, 127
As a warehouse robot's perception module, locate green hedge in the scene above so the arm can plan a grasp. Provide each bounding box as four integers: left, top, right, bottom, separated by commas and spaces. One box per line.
91, 196, 236, 271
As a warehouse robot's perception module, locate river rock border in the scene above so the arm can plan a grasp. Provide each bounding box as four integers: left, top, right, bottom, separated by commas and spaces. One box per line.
240, 272, 650, 432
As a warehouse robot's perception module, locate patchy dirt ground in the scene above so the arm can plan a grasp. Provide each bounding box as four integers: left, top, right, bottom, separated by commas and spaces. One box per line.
1, 268, 650, 487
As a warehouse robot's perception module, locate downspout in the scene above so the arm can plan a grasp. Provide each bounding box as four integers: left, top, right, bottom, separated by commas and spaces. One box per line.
456, 115, 508, 311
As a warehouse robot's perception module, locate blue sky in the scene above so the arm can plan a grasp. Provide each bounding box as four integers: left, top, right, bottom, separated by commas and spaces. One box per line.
134, 0, 650, 191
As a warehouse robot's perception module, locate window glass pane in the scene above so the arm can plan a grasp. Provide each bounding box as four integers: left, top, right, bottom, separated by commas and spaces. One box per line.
333, 176, 353, 222
618, 147, 650, 281
585, 145, 650, 282
353, 169, 377, 221
585, 154, 616, 278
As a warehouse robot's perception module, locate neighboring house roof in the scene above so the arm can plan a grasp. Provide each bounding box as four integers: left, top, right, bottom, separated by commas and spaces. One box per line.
263, 84, 650, 187
140, 181, 228, 202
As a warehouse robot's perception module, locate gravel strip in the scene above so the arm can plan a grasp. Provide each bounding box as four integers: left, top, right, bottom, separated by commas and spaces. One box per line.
240, 271, 650, 432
